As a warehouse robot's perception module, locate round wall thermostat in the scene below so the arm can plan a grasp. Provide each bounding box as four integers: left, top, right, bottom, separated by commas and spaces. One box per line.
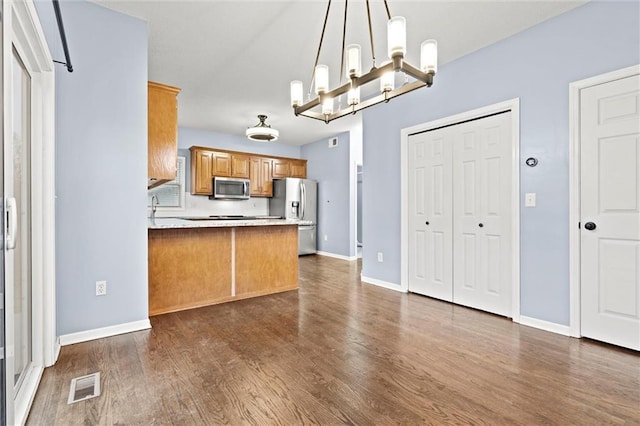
525, 157, 538, 167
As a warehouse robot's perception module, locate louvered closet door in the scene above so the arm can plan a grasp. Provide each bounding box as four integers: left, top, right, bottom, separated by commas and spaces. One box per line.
407, 128, 453, 301
452, 112, 513, 317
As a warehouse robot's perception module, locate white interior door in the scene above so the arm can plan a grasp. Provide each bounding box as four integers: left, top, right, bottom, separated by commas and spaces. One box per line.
580, 73, 640, 350
407, 127, 453, 301
453, 113, 513, 317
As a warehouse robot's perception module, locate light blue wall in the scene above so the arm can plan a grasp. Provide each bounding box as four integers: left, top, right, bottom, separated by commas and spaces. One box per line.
178, 127, 300, 192
35, 1, 149, 335
362, 1, 640, 325
301, 132, 351, 256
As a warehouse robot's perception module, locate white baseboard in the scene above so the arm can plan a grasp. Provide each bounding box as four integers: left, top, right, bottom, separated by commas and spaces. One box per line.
518, 315, 575, 337
316, 251, 358, 261
59, 319, 152, 346
360, 274, 406, 293
54, 340, 61, 363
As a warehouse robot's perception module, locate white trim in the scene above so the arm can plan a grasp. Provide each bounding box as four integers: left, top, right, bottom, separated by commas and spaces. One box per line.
361, 274, 406, 293
13, 364, 43, 426
568, 64, 640, 339
316, 251, 358, 261
518, 316, 574, 337
59, 319, 152, 346
400, 98, 521, 320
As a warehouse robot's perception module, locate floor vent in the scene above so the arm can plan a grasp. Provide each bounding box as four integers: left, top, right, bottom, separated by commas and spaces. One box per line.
67, 372, 101, 404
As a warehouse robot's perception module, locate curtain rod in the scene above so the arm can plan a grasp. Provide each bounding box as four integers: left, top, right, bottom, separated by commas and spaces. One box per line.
52, 0, 73, 72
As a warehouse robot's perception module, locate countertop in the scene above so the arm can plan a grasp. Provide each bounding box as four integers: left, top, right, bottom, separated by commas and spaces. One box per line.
148, 217, 313, 229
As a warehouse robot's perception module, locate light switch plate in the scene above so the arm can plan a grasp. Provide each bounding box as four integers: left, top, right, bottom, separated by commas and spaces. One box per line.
525, 193, 536, 207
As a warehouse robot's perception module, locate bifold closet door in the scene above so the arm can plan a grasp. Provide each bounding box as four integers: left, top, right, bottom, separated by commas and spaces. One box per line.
452, 112, 513, 317
407, 127, 453, 301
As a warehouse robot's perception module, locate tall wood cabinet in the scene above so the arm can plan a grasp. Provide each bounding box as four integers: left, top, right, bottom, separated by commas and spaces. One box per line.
250, 157, 273, 196
148, 81, 180, 189
189, 146, 307, 196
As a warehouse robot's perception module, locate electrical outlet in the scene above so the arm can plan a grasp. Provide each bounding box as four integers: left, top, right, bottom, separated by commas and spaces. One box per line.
377, 252, 383, 262
525, 192, 536, 207
324, 234, 328, 241
96, 280, 107, 296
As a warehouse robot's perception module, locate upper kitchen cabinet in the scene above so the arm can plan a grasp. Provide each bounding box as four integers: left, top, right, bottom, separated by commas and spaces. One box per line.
249, 156, 273, 197
148, 81, 181, 189
191, 147, 213, 194
272, 158, 290, 179
231, 154, 250, 178
290, 159, 307, 178
190, 146, 307, 196
211, 151, 232, 176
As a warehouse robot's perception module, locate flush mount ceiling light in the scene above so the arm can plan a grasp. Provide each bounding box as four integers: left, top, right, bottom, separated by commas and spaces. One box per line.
246, 115, 279, 142
290, 0, 437, 124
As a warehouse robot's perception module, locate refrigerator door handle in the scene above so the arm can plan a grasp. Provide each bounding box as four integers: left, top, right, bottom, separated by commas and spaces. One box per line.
300, 182, 306, 220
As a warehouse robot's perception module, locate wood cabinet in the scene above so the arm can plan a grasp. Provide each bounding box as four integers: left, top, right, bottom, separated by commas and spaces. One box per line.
272, 158, 291, 179
249, 157, 273, 196
231, 154, 250, 178
192, 148, 213, 194
148, 81, 180, 189
290, 159, 307, 178
190, 146, 307, 196
211, 151, 231, 176
148, 224, 298, 316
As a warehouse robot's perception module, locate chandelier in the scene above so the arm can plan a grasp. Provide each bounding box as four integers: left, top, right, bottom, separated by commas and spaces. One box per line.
246, 115, 279, 141
290, 0, 437, 124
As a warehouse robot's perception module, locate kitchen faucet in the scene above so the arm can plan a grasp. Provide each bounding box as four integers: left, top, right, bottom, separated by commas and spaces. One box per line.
151, 194, 159, 220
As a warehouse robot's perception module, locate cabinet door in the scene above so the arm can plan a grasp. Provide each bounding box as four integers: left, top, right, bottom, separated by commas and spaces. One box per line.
261, 158, 274, 196
272, 159, 290, 179
148, 82, 180, 181
192, 150, 213, 194
231, 154, 250, 178
211, 152, 231, 176
290, 159, 307, 178
249, 157, 262, 196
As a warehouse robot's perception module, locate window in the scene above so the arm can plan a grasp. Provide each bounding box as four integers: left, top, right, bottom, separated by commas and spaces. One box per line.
148, 156, 185, 210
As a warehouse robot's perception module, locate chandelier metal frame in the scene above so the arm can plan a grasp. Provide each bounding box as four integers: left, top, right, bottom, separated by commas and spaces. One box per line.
291, 0, 437, 124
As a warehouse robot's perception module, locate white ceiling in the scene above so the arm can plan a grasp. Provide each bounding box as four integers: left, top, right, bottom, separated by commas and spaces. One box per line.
92, 0, 587, 146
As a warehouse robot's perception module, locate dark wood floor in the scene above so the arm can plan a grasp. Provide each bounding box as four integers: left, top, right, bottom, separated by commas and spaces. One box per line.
28, 255, 639, 425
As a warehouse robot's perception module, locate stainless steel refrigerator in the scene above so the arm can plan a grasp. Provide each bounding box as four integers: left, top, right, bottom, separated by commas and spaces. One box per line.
269, 178, 317, 255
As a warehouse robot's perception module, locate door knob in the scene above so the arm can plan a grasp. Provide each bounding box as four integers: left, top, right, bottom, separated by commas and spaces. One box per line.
584, 222, 596, 231
478, 223, 484, 228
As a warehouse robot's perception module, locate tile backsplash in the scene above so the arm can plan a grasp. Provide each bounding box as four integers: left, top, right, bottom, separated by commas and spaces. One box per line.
152, 193, 269, 218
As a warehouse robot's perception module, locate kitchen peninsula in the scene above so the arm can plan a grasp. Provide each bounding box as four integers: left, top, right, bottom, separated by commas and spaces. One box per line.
148, 217, 301, 316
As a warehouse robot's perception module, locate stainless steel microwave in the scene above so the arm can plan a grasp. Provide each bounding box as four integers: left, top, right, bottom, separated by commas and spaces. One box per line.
211, 177, 250, 200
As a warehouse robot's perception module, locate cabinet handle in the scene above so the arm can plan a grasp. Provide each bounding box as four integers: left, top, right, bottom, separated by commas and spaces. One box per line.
478, 223, 484, 228
425, 221, 429, 225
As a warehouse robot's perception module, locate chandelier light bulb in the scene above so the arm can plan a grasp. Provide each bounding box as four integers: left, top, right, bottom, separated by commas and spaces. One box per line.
322, 98, 334, 115
346, 44, 361, 77
347, 87, 360, 105
387, 16, 406, 58
315, 65, 329, 94
290, 80, 304, 107
420, 39, 438, 74
380, 71, 395, 92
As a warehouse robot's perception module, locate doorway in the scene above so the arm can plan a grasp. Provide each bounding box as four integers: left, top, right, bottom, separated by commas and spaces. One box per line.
401, 99, 520, 319
2, 0, 57, 423
569, 65, 640, 350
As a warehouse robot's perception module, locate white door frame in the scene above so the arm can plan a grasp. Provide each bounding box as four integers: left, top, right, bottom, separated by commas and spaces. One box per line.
3, 0, 56, 423
568, 64, 640, 338
400, 98, 521, 321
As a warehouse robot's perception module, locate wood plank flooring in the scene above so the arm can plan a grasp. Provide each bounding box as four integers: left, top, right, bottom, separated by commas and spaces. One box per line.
28, 255, 640, 425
